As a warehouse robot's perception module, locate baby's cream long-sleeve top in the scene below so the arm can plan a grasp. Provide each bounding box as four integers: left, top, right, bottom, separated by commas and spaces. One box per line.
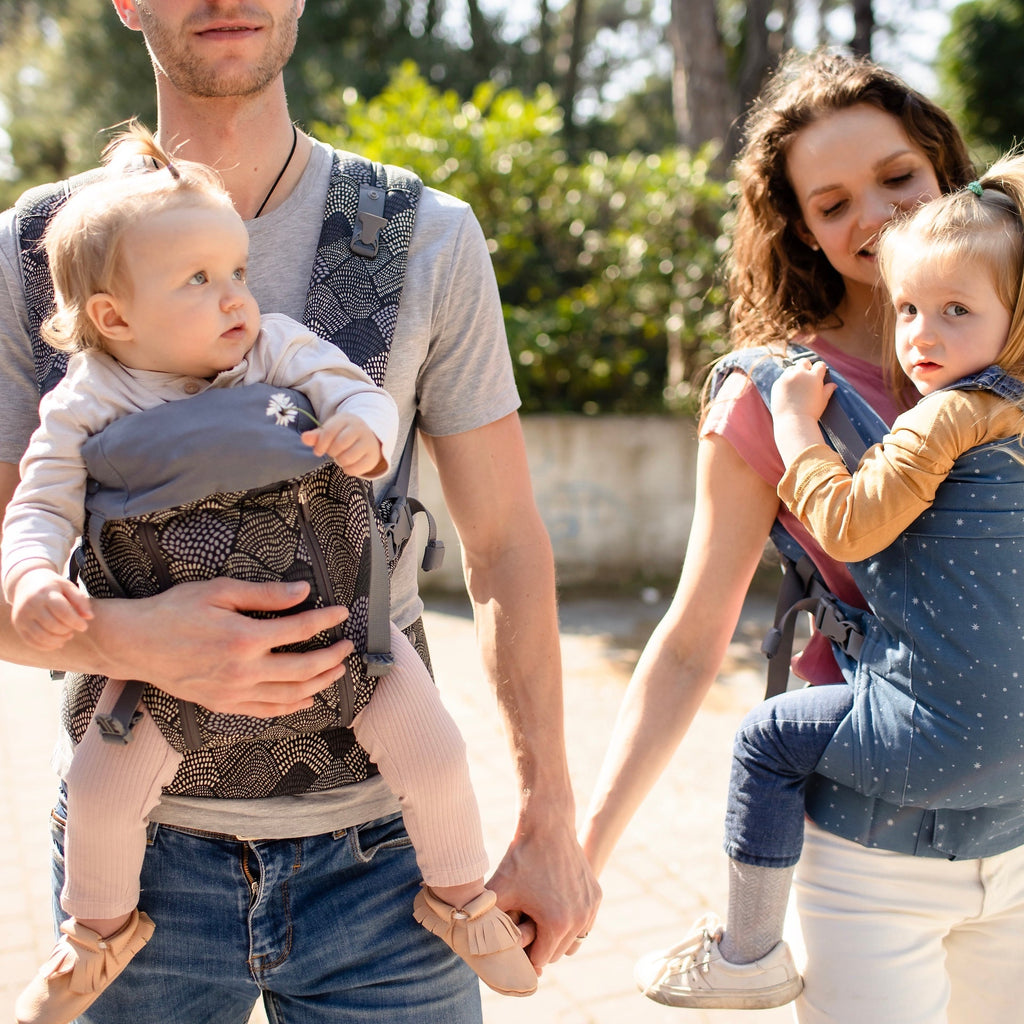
1, 313, 398, 597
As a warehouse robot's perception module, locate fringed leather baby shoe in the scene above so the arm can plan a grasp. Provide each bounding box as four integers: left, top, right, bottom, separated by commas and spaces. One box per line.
413, 885, 538, 996
15, 908, 155, 1024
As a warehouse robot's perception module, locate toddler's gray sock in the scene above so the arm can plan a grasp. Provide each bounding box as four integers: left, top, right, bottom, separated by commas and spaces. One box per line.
718, 857, 794, 964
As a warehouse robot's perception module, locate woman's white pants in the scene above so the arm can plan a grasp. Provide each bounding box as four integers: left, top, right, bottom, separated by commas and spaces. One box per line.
791, 819, 1024, 1024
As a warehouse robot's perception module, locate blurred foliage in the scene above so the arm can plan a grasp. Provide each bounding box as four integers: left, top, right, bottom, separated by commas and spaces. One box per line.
323, 65, 732, 414
282, 0, 508, 126
936, 0, 1024, 159
0, 0, 676, 208
0, 4, 728, 414
0, 0, 156, 207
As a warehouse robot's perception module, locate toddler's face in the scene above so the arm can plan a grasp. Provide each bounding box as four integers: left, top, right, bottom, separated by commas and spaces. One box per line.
889, 251, 1009, 395
106, 201, 260, 379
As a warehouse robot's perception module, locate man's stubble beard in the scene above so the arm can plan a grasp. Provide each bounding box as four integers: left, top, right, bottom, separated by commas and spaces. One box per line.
134, 1, 300, 99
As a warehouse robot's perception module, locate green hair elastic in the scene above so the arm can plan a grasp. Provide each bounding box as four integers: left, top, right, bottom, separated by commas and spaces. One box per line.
967, 181, 984, 196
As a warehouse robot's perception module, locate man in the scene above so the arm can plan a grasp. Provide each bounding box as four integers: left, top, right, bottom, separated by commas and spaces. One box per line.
0, 2, 599, 1019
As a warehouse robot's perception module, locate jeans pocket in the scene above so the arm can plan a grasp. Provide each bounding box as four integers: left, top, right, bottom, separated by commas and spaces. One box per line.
349, 812, 413, 863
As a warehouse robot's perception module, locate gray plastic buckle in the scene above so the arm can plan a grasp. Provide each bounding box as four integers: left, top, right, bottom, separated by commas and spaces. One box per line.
381, 496, 415, 561
95, 709, 144, 745
814, 598, 864, 658
351, 184, 387, 258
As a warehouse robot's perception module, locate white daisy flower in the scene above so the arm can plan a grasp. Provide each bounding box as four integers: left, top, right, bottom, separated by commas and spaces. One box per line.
266, 392, 299, 425
265, 393, 321, 429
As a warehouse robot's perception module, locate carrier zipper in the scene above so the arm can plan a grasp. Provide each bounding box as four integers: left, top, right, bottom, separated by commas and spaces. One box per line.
293, 481, 354, 725
137, 522, 205, 752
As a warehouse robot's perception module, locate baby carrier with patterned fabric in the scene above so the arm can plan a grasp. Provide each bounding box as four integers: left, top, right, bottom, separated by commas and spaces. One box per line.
712, 345, 1024, 859
15, 151, 444, 799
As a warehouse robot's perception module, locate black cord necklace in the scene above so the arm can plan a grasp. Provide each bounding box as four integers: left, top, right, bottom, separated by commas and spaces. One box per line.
253, 123, 298, 218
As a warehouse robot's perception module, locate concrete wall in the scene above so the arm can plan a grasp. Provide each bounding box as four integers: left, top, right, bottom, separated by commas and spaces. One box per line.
417, 414, 698, 592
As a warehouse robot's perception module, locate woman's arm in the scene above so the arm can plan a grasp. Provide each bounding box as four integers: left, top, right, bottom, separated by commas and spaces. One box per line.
579, 433, 779, 878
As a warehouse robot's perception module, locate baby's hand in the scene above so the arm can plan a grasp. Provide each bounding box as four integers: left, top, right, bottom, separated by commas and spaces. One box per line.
302, 413, 385, 478
9, 564, 93, 650
770, 360, 835, 421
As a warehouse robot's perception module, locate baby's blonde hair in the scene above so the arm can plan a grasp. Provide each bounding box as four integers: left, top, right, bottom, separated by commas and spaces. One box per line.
877, 153, 1024, 386
41, 119, 233, 353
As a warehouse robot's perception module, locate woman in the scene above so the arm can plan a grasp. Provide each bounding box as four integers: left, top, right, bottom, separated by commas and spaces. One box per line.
580, 50, 1024, 1023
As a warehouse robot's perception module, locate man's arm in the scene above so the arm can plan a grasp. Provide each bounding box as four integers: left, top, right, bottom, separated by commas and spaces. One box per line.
0, 459, 351, 714
421, 412, 601, 970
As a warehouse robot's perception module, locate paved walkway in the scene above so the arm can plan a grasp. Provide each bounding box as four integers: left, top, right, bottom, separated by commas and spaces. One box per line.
0, 587, 797, 1023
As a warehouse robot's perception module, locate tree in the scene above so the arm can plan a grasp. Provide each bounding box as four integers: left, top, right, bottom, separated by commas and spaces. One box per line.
667, 0, 734, 155
667, 0, 881, 159
850, 0, 875, 55
937, 0, 1024, 155
666, 0, 797, 161
560, 0, 590, 154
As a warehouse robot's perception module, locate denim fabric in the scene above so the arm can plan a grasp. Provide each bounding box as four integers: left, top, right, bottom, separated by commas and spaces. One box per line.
49, 796, 482, 1023
724, 684, 854, 868
714, 349, 1024, 860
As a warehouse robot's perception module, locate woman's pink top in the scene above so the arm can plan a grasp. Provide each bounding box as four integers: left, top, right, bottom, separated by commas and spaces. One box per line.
701, 338, 906, 684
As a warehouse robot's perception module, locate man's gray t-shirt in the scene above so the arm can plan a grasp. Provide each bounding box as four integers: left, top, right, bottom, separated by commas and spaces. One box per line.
0, 140, 520, 836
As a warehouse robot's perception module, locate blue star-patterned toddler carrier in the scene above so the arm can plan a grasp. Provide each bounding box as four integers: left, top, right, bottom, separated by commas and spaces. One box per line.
15, 153, 444, 799
712, 346, 1024, 859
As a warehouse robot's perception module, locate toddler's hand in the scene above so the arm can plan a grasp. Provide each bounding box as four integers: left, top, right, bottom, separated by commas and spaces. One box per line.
302, 412, 385, 477
9, 565, 93, 650
770, 360, 835, 421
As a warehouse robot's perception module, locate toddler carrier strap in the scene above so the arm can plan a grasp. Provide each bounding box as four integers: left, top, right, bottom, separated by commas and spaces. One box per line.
16, 152, 442, 786
709, 345, 883, 698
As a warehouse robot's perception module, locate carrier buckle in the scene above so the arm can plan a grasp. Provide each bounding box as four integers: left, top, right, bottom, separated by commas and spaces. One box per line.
813, 598, 864, 658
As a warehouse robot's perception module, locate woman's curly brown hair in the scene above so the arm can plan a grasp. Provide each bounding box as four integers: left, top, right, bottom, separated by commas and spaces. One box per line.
726, 49, 975, 351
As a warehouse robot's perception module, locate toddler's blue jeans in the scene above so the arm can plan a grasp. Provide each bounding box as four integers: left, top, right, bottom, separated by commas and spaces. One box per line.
724, 683, 854, 868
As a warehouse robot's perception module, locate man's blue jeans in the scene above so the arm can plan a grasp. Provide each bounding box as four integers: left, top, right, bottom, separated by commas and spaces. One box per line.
50, 797, 482, 1023
724, 683, 854, 868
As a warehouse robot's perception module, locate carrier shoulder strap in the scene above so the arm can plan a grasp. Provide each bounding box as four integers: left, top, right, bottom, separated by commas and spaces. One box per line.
312, 154, 444, 575
711, 345, 882, 698
16, 151, 431, 736
15, 169, 106, 396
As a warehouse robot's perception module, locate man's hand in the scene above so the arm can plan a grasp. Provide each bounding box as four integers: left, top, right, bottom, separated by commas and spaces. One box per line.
424, 415, 602, 973
83, 578, 352, 716
488, 812, 602, 972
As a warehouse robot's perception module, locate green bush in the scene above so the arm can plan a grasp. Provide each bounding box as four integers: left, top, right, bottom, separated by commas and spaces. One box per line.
318, 64, 732, 415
